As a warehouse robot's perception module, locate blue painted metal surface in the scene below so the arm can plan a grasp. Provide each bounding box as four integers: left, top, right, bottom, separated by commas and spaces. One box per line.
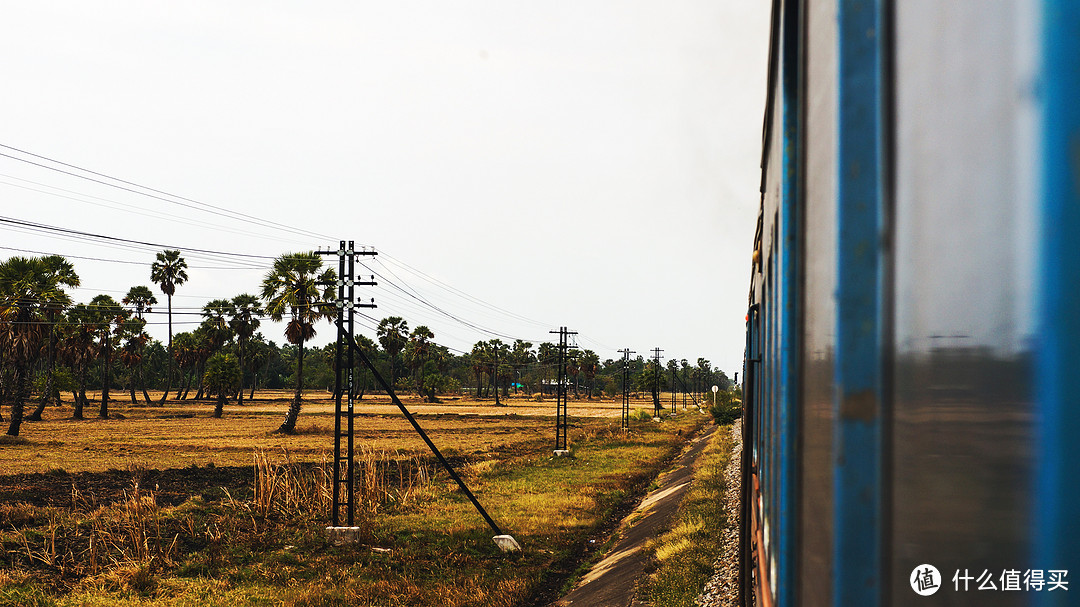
1036, 2, 1080, 605
835, 0, 885, 605
764, 250, 776, 595
775, 0, 800, 603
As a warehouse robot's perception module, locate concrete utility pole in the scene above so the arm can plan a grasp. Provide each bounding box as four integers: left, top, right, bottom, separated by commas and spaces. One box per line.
618, 348, 634, 431
319, 240, 376, 534
551, 327, 577, 454
493, 346, 500, 406
671, 366, 677, 414
652, 347, 664, 417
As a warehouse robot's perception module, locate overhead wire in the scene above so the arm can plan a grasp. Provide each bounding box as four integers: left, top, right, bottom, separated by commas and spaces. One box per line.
374, 251, 616, 354
0, 146, 616, 356
0, 173, 582, 352
0, 174, 315, 247
0, 143, 333, 242
0, 245, 262, 270
2, 226, 604, 355
378, 251, 554, 330
0, 225, 267, 272
0, 216, 275, 267
361, 258, 548, 345
354, 276, 516, 346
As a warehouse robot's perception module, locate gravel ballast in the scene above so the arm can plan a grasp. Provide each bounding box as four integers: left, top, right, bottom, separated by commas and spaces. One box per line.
695, 419, 744, 607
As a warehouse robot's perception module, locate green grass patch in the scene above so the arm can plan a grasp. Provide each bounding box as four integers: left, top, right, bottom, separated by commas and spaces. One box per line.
639, 423, 735, 607
0, 578, 56, 607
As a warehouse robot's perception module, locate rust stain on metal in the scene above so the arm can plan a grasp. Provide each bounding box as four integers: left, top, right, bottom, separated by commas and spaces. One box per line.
841, 389, 877, 422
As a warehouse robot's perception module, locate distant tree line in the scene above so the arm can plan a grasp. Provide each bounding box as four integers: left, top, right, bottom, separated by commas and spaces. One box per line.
0, 252, 731, 436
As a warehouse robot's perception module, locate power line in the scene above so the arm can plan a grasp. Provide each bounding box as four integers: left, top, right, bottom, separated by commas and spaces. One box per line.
0, 174, 315, 246
0, 147, 631, 362
363, 261, 529, 343
0, 223, 267, 271
0, 216, 277, 261
376, 251, 613, 353
0, 245, 262, 270
1, 213, 611, 360
378, 252, 553, 329
0, 143, 332, 242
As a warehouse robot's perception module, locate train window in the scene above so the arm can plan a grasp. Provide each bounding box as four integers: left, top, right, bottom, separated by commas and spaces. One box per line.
799, 0, 838, 604
889, 4, 1039, 605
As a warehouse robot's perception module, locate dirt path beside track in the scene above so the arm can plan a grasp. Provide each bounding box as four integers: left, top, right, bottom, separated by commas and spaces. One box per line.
554, 422, 719, 607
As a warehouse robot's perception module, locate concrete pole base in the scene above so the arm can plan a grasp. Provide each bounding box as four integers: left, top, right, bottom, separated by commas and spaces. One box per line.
493, 534, 522, 552
325, 526, 363, 545
552, 449, 571, 457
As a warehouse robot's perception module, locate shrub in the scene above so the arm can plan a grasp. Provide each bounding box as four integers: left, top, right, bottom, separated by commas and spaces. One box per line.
709, 390, 742, 425
444, 377, 462, 395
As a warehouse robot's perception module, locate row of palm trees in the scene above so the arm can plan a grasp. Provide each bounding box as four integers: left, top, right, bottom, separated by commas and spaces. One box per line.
0, 249, 337, 436
148, 250, 334, 433
374, 316, 454, 402
3, 249, 733, 437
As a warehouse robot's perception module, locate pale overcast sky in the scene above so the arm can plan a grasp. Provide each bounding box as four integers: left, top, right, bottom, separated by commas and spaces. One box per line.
1, 1, 769, 375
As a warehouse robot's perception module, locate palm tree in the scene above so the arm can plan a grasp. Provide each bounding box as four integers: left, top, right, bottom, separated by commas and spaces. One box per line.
195, 302, 233, 400
117, 318, 150, 403
470, 341, 492, 398
150, 250, 188, 402
60, 303, 97, 419
420, 343, 451, 403
696, 358, 711, 397
537, 342, 559, 399
88, 295, 126, 419
201, 299, 234, 354
8, 254, 78, 421
261, 252, 335, 434
171, 331, 200, 400
189, 326, 216, 400
245, 334, 271, 401
581, 349, 600, 399
25, 255, 80, 421
511, 339, 534, 394
228, 294, 261, 406
0, 257, 51, 435
121, 286, 157, 403
405, 325, 434, 395
376, 316, 409, 391
203, 352, 241, 418
487, 339, 508, 403
351, 333, 378, 400
122, 286, 157, 319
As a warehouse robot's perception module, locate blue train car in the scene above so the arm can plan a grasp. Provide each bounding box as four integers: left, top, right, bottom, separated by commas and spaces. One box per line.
741, 1, 1080, 606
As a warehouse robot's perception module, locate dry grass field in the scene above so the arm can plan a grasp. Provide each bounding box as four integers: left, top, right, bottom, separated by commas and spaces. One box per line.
0, 390, 664, 475
0, 389, 713, 607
